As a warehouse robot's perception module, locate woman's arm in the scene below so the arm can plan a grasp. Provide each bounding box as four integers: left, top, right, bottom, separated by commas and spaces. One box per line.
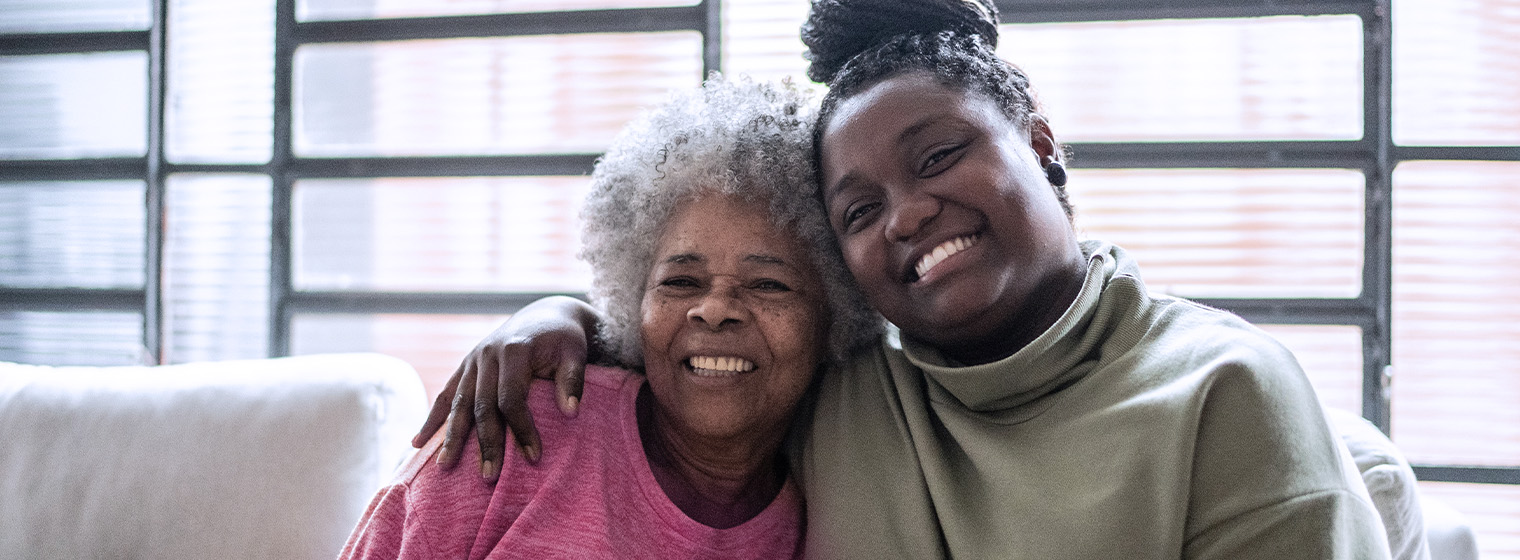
413, 295, 604, 481
1182, 352, 1391, 559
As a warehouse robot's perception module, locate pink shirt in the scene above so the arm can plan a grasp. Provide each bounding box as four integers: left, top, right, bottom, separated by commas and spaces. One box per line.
338, 365, 804, 560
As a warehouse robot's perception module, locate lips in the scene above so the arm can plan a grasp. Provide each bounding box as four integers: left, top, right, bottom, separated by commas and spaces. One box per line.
686, 355, 757, 377
910, 234, 979, 283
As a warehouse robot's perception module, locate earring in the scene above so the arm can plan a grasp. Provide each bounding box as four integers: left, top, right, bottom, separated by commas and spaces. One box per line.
1044, 159, 1068, 187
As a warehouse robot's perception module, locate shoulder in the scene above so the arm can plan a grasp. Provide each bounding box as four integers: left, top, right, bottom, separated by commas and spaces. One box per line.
1119, 290, 1302, 382
1149, 298, 1318, 421
584, 364, 641, 393
809, 337, 912, 409
515, 365, 644, 474
1085, 249, 1302, 381
1096, 290, 1330, 443
1140, 301, 1347, 484
400, 432, 502, 500
525, 364, 641, 420
539, 363, 639, 396
1136, 303, 1384, 548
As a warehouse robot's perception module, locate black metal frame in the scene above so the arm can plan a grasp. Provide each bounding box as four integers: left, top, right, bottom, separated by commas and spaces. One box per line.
262, 0, 721, 355
1021, 2, 1399, 436
1, 0, 1515, 487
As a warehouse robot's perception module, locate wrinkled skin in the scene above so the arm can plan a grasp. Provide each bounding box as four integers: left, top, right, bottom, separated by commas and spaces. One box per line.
636, 193, 828, 526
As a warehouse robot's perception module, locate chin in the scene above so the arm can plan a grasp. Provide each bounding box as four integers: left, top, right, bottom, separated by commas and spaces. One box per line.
679, 402, 754, 434
920, 297, 998, 332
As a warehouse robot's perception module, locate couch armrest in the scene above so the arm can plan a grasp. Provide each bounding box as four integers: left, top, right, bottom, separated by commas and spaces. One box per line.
1422, 495, 1479, 560
0, 353, 426, 560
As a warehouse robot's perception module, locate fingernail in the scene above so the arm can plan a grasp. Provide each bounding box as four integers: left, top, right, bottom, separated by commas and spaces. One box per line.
481, 459, 495, 479
526, 444, 541, 463
565, 396, 580, 416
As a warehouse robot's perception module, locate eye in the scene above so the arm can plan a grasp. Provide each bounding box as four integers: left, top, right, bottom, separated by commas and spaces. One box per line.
841, 201, 879, 231
919, 144, 964, 176
659, 276, 700, 289
750, 278, 793, 292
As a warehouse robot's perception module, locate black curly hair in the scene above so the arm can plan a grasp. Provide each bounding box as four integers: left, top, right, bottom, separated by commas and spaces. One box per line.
801, 0, 1074, 220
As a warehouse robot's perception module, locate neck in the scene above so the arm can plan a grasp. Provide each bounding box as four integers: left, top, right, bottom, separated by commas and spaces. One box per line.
636, 386, 787, 529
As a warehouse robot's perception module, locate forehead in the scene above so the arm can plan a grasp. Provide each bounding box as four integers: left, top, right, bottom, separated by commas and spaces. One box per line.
834, 73, 957, 119
829, 73, 993, 129
822, 74, 1007, 159
653, 194, 809, 264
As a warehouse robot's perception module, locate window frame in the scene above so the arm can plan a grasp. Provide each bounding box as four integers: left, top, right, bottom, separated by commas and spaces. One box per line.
0, 0, 1516, 486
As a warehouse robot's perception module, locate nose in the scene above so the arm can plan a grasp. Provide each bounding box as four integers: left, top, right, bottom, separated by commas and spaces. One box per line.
687, 279, 750, 329
883, 191, 939, 242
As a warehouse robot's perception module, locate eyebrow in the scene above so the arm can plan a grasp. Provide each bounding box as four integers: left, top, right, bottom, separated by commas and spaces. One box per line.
898, 117, 938, 144
744, 254, 788, 267
661, 253, 794, 268
825, 172, 865, 201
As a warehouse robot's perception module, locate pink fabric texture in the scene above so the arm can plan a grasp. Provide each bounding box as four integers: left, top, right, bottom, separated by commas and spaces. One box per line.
338, 365, 803, 560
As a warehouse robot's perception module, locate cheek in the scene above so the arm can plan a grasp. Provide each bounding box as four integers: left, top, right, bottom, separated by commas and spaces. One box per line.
840, 239, 883, 286
640, 297, 682, 352
838, 242, 902, 315
756, 303, 824, 362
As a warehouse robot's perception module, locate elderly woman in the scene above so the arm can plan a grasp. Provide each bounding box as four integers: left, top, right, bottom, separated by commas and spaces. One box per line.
338, 76, 876, 560
419, 1, 1394, 558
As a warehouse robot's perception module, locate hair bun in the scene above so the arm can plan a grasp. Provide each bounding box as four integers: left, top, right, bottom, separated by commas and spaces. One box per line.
802, 0, 1000, 84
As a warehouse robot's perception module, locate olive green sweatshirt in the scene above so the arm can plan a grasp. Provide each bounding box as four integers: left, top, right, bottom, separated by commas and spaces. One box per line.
793, 241, 1390, 559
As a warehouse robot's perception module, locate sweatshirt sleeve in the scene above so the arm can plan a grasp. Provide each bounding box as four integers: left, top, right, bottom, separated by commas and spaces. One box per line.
337, 482, 414, 560
1181, 345, 1392, 560
337, 436, 451, 560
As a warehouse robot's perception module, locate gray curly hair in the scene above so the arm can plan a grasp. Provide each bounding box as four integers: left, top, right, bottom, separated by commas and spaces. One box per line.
578, 73, 881, 367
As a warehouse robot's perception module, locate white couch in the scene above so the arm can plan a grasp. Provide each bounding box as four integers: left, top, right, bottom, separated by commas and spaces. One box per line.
0, 353, 426, 560
1327, 407, 1482, 560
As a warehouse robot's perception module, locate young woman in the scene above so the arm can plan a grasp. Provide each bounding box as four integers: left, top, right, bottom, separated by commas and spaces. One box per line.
416, 1, 1391, 557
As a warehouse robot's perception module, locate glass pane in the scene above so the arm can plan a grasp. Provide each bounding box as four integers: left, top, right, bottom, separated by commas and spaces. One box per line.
1418, 482, 1520, 560
290, 313, 510, 403
1393, 0, 1520, 146
723, 0, 811, 85
1392, 161, 1520, 467
0, 181, 145, 289
293, 177, 592, 292
1067, 168, 1364, 298
0, 0, 151, 33
1003, 16, 1363, 142
1258, 324, 1364, 415
166, 0, 275, 164
0, 311, 145, 366
294, 33, 702, 157
163, 174, 271, 363
0, 52, 148, 159
299, 0, 693, 21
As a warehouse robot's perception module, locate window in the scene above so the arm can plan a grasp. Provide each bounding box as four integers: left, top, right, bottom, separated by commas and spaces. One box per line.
2, 0, 1516, 555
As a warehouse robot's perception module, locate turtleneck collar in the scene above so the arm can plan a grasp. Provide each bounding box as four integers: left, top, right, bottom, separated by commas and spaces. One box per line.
900, 240, 1131, 414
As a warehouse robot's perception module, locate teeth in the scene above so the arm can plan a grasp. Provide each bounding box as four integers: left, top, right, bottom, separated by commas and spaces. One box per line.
688, 356, 756, 376
914, 235, 978, 280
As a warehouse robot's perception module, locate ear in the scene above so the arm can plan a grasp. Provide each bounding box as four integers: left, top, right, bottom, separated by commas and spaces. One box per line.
1027, 113, 1060, 165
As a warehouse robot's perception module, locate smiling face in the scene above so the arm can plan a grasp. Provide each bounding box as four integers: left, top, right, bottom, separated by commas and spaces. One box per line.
819, 71, 1086, 364
640, 193, 829, 442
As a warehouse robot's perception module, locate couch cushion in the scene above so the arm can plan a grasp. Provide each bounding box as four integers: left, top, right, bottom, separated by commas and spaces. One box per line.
0, 353, 425, 560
